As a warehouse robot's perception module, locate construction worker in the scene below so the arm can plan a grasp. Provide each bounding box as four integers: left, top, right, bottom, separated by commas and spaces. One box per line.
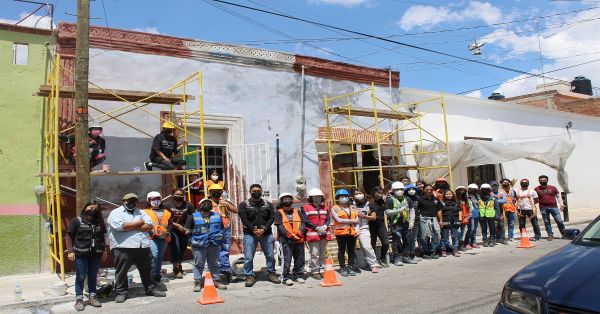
404, 184, 421, 262
332, 189, 359, 277
60, 123, 106, 169
386, 182, 416, 266
464, 184, 481, 249
369, 186, 390, 267
455, 186, 470, 251
417, 185, 443, 259
66, 201, 108, 311
144, 191, 173, 283
206, 169, 225, 190
491, 181, 508, 245
237, 184, 280, 287
144, 121, 186, 171
163, 188, 195, 279
535, 175, 566, 241
274, 192, 306, 285
479, 184, 498, 247
515, 179, 542, 241
499, 179, 517, 242
207, 183, 238, 285
434, 178, 450, 201
439, 190, 461, 257
185, 198, 225, 292
107, 193, 166, 303
301, 188, 331, 280
353, 189, 381, 272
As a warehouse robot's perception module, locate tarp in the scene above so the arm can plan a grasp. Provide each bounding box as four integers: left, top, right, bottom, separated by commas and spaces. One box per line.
415, 136, 575, 192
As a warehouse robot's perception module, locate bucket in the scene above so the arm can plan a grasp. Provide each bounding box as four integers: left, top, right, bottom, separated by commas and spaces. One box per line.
48, 281, 67, 297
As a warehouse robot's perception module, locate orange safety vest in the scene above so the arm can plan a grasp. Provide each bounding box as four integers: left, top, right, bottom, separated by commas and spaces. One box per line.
144, 209, 172, 242
333, 205, 357, 237
278, 208, 304, 243
211, 199, 231, 229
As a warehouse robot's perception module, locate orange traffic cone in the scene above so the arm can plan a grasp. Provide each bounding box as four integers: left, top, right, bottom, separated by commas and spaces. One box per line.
197, 272, 224, 305
320, 258, 342, 287
517, 228, 535, 249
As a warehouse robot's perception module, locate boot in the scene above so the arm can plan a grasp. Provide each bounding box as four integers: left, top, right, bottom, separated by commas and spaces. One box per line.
74, 299, 85, 311
268, 272, 282, 284
245, 275, 256, 287
219, 273, 231, 285
88, 294, 102, 308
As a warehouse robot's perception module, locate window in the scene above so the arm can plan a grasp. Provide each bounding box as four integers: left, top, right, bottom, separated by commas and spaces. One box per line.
185, 145, 225, 177
13, 43, 29, 65
464, 136, 499, 185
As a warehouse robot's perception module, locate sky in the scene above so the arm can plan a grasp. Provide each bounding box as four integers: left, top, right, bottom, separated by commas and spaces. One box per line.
2, 0, 600, 98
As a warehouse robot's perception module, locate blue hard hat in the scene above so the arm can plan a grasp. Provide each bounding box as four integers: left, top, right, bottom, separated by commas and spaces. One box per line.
405, 184, 417, 191
335, 189, 350, 198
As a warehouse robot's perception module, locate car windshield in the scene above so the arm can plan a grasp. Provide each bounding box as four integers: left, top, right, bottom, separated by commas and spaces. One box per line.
579, 218, 600, 244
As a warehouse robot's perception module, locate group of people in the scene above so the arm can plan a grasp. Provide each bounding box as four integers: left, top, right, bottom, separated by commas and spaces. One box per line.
64, 174, 566, 311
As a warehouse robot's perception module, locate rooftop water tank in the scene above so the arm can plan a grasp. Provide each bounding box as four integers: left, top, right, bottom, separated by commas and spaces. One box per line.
571, 76, 593, 96
488, 92, 505, 100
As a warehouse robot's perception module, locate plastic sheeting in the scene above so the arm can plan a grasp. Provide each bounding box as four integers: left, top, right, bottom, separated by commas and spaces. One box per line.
414, 136, 575, 192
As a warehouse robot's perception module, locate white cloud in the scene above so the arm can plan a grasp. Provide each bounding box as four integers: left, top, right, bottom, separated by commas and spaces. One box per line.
0, 13, 53, 29
132, 27, 160, 34
398, 1, 502, 31
308, 0, 370, 7
464, 90, 483, 98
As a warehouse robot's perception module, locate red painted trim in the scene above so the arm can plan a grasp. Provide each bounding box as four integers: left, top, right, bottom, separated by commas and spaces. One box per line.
0, 204, 45, 216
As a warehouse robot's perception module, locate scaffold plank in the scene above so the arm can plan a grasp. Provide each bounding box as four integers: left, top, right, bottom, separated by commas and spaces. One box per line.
38, 170, 200, 177
325, 106, 417, 120
34, 85, 194, 104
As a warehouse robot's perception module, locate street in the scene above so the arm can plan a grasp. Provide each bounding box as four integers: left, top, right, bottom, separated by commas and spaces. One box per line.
29, 228, 583, 314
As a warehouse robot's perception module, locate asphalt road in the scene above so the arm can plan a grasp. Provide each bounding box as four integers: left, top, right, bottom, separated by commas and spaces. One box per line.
25, 230, 583, 314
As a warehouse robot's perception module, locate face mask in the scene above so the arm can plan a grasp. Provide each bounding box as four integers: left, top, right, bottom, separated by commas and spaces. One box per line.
211, 175, 219, 181
173, 195, 184, 201
338, 196, 349, 204
200, 204, 212, 212
281, 200, 293, 207
407, 189, 416, 196
211, 191, 222, 198
540, 181, 548, 186
90, 129, 102, 137
394, 190, 404, 197
125, 201, 137, 210
481, 189, 491, 195
150, 200, 161, 208
502, 183, 510, 187
521, 183, 529, 188
164, 129, 173, 135
312, 196, 323, 204
354, 194, 365, 201
251, 191, 262, 199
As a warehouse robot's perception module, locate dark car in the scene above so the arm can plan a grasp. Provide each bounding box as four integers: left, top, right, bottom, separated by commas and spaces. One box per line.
495, 215, 600, 314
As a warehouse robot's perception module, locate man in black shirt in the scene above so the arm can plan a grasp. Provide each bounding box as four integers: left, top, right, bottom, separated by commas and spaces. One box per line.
237, 184, 280, 287
417, 185, 443, 259
144, 121, 186, 171
368, 186, 390, 267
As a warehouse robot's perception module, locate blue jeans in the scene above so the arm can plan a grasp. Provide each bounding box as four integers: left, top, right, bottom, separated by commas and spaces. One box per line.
441, 226, 459, 250
505, 212, 516, 239
150, 238, 168, 279
480, 218, 496, 242
465, 218, 479, 245
243, 233, 276, 276
192, 245, 220, 280
540, 207, 565, 236
169, 232, 188, 263
418, 216, 440, 255
75, 256, 100, 299
219, 227, 232, 273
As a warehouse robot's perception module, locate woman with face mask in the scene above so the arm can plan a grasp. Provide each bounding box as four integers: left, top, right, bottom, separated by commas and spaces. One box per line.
416, 185, 443, 259
66, 202, 108, 311
302, 188, 332, 279
515, 179, 542, 241
368, 186, 391, 267
163, 188, 195, 279
439, 191, 461, 257
206, 170, 225, 191
404, 184, 422, 262
274, 193, 307, 285
144, 191, 174, 283
455, 186, 469, 251
353, 190, 381, 273
464, 184, 481, 249
331, 189, 359, 277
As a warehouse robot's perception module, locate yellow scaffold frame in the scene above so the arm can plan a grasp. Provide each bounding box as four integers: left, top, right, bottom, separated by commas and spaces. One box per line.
41, 54, 208, 280
323, 82, 453, 195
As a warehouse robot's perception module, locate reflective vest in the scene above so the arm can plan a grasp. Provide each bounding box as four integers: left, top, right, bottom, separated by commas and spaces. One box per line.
211, 198, 231, 229
391, 197, 410, 225
499, 189, 517, 212
478, 198, 496, 219
333, 205, 357, 237
144, 209, 172, 242
303, 204, 331, 242
460, 201, 470, 225
72, 217, 105, 257
190, 211, 223, 248
278, 208, 304, 244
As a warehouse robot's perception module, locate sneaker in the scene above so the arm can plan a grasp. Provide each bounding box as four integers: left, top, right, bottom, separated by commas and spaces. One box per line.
529, 237, 537, 242
214, 281, 227, 290
501, 239, 508, 245
219, 273, 231, 285
402, 257, 417, 264
74, 299, 85, 311
380, 261, 390, 268
458, 245, 466, 252
422, 254, 431, 259
340, 267, 349, 277
146, 289, 166, 297
144, 162, 152, 171
115, 294, 127, 303
507, 238, 514, 242
441, 251, 447, 257
284, 279, 294, 286
471, 244, 481, 249
348, 268, 357, 276
453, 249, 460, 257
483, 241, 489, 247
371, 266, 380, 273
535, 237, 541, 241
548, 235, 554, 241
413, 256, 423, 262
193, 279, 202, 292
88, 295, 102, 308
464, 244, 472, 250
350, 265, 362, 273
295, 277, 306, 283
245, 275, 256, 287
312, 273, 322, 280
394, 259, 404, 266
268, 272, 282, 284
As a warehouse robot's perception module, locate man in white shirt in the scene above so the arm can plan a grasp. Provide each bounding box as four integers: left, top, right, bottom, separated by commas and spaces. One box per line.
514, 179, 541, 241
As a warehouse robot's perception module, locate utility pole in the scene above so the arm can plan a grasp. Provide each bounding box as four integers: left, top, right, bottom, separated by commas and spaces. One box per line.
74, 0, 90, 214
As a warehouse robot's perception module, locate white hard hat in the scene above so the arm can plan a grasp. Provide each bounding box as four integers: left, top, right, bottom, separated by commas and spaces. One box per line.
455, 186, 466, 190
146, 191, 162, 200
198, 198, 212, 206
308, 188, 324, 197
391, 181, 405, 190
467, 183, 479, 190
480, 183, 492, 189
278, 192, 293, 200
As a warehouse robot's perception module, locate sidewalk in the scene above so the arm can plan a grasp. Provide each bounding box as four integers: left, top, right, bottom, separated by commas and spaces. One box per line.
1, 207, 597, 311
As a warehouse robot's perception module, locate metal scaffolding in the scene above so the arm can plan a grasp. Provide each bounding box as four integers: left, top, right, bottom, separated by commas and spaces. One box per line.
323, 83, 453, 195
40, 54, 208, 280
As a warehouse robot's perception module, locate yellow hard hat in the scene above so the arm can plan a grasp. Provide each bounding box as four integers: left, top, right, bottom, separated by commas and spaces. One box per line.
208, 183, 224, 191
162, 121, 176, 129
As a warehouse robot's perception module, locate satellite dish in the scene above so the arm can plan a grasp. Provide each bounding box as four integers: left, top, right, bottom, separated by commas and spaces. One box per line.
468, 40, 485, 56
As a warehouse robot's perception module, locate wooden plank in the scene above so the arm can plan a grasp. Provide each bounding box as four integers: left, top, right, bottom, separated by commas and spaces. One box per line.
38, 170, 200, 177
326, 106, 417, 120
34, 85, 194, 104
333, 164, 419, 173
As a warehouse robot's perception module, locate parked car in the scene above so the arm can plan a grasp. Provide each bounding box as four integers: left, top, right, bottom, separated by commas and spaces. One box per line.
495, 215, 600, 314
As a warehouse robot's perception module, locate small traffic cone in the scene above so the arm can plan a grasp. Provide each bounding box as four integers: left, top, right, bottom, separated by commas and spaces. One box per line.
517, 228, 535, 249
320, 258, 342, 287
197, 272, 224, 305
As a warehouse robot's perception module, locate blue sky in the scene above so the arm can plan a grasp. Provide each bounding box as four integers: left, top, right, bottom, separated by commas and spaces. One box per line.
3, 0, 600, 97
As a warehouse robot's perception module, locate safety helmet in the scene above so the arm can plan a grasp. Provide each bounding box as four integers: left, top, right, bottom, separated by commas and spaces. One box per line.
162, 121, 176, 129
308, 188, 324, 197
335, 189, 350, 199
405, 183, 417, 191
480, 183, 492, 190
88, 123, 102, 130
208, 184, 224, 191
198, 198, 212, 206
490, 181, 499, 186
435, 177, 448, 183
146, 191, 162, 200
455, 185, 466, 191
467, 183, 479, 190
391, 181, 404, 190
279, 192, 293, 200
